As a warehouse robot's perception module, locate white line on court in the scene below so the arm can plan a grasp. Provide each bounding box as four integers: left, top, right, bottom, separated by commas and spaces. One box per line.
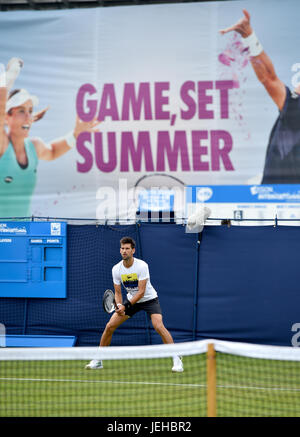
0, 377, 300, 392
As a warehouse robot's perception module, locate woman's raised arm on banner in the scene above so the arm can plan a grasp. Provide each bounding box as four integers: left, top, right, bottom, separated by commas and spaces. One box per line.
33, 115, 101, 161
219, 9, 286, 110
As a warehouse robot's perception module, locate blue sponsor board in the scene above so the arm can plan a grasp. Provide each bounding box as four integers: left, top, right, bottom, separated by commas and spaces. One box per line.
0, 221, 67, 298
186, 185, 300, 204
139, 190, 174, 212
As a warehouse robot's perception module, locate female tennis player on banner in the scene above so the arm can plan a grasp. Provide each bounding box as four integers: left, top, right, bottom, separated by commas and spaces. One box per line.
0, 58, 100, 218
86, 236, 184, 373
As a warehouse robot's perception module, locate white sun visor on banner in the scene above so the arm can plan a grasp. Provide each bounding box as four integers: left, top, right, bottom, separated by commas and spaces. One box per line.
6, 88, 39, 113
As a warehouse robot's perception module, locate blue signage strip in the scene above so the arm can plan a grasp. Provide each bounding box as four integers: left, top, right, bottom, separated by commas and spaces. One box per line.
139, 190, 175, 212
0, 221, 67, 298
186, 185, 300, 204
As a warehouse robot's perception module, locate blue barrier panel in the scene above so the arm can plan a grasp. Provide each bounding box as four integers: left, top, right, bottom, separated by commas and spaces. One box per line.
139, 223, 197, 344
0, 221, 67, 298
24, 225, 149, 346
1, 223, 300, 347
5, 335, 77, 347
197, 226, 300, 346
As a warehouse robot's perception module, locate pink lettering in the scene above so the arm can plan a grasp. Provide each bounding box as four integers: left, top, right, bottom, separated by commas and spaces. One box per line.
198, 81, 214, 119
180, 81, 196, 120
192, 131, 209, 171
95, 132, 117, 173
120, 131, 154, 172
215, 81, 235, 119
122, 83, 152, 120
156, 131, 190, 171
155, 82, 170, 120
76, 132, 94, 173
97, 84, 119, 121
211, 130, 234, 170
76, 84, 97, 122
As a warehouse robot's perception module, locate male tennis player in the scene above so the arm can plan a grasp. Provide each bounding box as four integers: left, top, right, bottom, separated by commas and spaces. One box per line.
220, 9, 300, 184
86, 236, 184, 372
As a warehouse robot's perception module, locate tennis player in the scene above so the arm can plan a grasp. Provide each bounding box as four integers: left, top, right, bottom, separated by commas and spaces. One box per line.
86, 236, 184, 372
220, 9, 300, 184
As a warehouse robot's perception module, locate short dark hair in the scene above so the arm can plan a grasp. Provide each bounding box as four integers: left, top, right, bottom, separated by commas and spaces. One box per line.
120, 237, 136, 248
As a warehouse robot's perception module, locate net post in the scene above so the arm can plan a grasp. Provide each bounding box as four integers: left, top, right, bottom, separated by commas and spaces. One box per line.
207, 342, 217, 417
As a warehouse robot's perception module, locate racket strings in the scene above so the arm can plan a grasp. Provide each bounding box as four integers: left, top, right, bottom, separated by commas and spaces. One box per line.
103, 290, 115, 313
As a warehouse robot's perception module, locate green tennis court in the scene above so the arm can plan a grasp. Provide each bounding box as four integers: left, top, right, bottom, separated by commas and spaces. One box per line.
1, 353, 300, 417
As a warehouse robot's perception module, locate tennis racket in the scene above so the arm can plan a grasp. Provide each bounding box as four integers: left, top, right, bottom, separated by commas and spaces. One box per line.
102, 289, 117, 314
134, 173, 185, 190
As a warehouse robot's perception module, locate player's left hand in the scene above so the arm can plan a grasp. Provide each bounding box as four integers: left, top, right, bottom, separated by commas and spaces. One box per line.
115, 304, 125, 316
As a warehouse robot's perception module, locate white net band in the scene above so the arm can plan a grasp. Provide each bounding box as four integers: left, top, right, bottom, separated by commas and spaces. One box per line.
1, 339, 300, 361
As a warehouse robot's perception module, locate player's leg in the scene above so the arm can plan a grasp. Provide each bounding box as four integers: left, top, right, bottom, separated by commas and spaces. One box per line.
150, 312, 184, 373
100, 312, 129, 346
150, 313, 173, 344
85, 312, 129, 370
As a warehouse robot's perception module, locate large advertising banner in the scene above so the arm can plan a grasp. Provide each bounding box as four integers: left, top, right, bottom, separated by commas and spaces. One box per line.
0, 0, 299, 220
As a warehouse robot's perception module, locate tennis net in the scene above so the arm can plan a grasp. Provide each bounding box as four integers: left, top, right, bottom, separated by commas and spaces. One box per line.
1, 339, 300, 417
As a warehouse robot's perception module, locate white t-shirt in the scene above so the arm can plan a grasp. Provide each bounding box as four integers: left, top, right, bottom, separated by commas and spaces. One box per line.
112, 257, 157, 303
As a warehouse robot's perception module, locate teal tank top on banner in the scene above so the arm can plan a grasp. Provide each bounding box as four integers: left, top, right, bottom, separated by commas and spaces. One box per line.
0, 138, 38, 218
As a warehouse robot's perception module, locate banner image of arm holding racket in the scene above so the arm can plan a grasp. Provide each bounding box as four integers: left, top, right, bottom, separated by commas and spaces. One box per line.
220, 9, 300, 184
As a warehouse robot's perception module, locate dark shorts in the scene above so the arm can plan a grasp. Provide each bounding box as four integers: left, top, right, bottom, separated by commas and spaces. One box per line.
125, 297, 162, 318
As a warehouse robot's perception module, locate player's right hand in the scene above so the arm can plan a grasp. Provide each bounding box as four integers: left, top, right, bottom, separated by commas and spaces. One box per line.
116, 303, 125, 316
